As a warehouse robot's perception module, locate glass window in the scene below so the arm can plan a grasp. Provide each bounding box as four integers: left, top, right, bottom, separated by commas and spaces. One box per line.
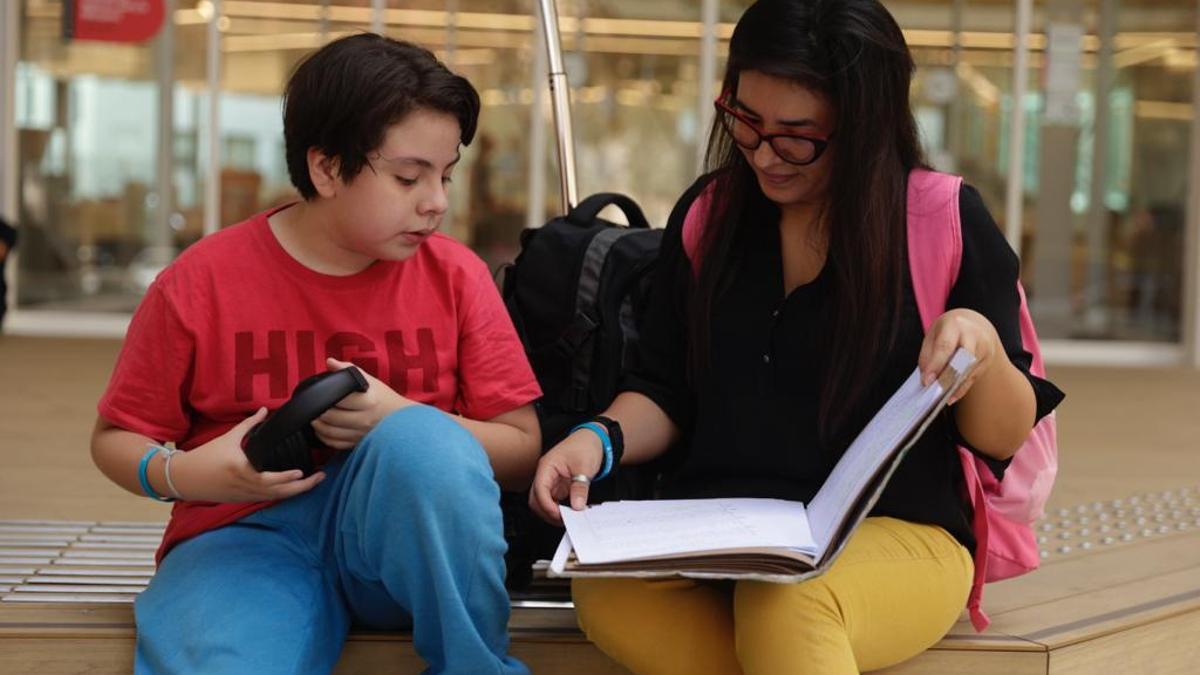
1109, 3, 1195, 341
1016, 0, 1196, 342
214, 0, 534, 270
215, 0, 376, 228
900, 0, 1196, 343
15, 0, 209, 312
407, 0, 539, 268
10, 0, 1196, 347
565, 27, 702, 228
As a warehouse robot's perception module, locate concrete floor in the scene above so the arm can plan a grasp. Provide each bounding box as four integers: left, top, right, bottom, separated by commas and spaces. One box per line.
1, 334, 1197, 523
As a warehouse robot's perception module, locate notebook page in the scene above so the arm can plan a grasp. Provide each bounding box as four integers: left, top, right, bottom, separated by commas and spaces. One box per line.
807, 349, 974, 559
550, 532, 574, 575
559, 498, 816, 565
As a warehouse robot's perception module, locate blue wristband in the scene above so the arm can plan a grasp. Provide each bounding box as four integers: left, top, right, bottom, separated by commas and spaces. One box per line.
137, 446, 174, 502
571, 422, 614, 481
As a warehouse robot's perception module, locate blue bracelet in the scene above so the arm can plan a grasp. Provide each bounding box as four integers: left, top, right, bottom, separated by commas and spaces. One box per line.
137, 446, 175, 502
571, 422, 614, 481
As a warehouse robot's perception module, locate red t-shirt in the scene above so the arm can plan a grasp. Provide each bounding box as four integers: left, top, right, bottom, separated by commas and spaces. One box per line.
98, 208, 541, 562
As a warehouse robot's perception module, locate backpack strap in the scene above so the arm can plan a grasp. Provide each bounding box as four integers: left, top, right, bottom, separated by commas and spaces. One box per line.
906, 168, 963, 328
681, 184, 716, 274
558, 227, 627, 411
905, 168, 993, 631
568, 193, 651, 229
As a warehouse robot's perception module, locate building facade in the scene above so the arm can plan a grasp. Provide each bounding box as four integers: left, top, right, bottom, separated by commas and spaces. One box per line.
1, 0, 1197, 366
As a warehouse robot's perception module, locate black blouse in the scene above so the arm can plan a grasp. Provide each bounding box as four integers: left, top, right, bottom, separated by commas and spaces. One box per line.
622, 176, 1065, 552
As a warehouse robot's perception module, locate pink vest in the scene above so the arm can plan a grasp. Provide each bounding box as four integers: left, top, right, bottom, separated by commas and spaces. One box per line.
681, 169, 1058, 631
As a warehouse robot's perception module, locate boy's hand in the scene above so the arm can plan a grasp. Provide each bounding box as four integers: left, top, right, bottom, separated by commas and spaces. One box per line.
918, 308, 1001, 405
311, 357, 418, 450
172, 407, 326, 502
528, 429, 606, 526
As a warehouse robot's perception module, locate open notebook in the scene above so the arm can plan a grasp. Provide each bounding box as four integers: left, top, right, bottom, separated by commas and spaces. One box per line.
549, 348, 977, 582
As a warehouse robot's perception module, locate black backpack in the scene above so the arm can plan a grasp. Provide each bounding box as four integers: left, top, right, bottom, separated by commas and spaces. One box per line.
498, 192, 663, 588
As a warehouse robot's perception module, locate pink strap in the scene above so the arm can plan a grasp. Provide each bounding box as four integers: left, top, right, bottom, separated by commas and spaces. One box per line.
905, 169, 992, 631
681, 186, 714, 275
962, 456, 992, 631
905, 168, 963, 329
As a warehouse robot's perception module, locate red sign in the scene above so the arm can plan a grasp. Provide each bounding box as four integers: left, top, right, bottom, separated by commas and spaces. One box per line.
63, 0, 166, 43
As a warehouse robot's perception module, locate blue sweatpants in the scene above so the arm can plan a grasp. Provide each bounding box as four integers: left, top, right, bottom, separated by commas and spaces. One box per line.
134, 405, 528, 675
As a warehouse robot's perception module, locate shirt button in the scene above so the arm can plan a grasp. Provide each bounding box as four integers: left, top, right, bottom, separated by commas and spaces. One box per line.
763, 354, 771, 364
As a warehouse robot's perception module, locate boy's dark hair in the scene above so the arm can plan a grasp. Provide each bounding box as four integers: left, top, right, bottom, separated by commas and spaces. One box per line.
283, 33, 481, 200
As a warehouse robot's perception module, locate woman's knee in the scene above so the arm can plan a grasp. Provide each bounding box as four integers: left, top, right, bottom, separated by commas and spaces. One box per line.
574, 578, 741, 675
572, 578, 627, 639
732, 525, 973, 673
736, 577, 843, 635
572, 578, 670, 653
733, 580, 856, 675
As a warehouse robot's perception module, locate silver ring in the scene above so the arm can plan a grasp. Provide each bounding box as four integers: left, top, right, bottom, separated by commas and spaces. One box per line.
570, 473, 592, 485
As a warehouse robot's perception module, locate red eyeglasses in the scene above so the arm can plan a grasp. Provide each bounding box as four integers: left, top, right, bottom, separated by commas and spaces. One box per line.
714, 90, 832, 166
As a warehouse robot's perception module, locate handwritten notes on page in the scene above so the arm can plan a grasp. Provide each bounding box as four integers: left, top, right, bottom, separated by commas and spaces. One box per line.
558, 498, 816, 565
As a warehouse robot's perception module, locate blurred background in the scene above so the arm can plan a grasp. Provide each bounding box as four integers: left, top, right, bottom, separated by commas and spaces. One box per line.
0, 0, 1197, 368
1, 7, 1197, 668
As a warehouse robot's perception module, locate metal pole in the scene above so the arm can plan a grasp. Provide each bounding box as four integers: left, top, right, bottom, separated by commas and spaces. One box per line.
1004, 0, 1034, 256
947, 0, 965, 166
535, 0, 578, 212
526, 26, 549, 229
204, 0, 222, 236
1, 0, 17, 224
1185, 0, 1200, 367
154, 0, 176, 252
371, 0, 385, 35
445, 0, 457, 68
695, 0, 718, 174
1084, 0, 1116, 335
1, 0, 19, 323
319, 0, 330, 42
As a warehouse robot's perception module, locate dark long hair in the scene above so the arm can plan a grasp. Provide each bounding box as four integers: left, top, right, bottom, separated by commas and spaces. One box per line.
690, 0, 927, 449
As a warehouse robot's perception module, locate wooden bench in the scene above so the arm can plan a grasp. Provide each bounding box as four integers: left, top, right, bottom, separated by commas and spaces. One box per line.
2, 486, 1198, 674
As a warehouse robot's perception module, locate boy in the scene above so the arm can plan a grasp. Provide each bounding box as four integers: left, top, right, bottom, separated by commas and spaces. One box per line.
91, 34, 541, 674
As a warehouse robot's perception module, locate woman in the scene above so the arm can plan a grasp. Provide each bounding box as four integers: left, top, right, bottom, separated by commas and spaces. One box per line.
529, 1, 1063, 673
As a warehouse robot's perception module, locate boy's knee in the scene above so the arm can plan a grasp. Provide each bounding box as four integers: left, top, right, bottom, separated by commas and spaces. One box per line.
358, 405, 494, 495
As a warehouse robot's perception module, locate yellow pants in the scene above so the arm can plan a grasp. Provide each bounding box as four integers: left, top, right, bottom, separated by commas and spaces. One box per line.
573, 517, 973, 675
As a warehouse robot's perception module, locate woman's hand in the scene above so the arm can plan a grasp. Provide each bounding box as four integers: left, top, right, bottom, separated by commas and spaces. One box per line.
918, 308, 1003, 405
171, 408, 326, 502
311, 357, 418, 450
528, 428, 606, 526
